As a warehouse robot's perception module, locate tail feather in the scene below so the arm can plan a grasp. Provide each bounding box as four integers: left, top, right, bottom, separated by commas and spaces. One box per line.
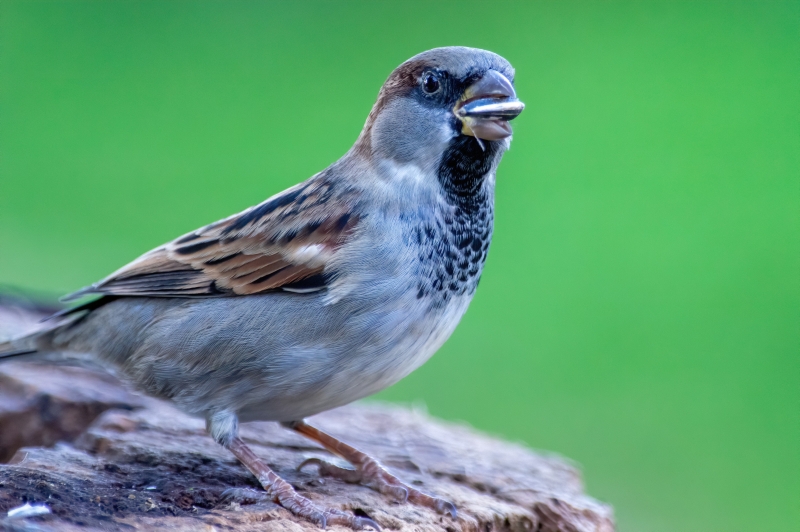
0, 289, 111, 361
0, 330, 41, 360
0, 291, 64, 360
0, 347, 38, 359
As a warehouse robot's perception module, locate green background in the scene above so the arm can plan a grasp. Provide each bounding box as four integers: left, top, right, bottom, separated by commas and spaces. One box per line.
1, 2, 797, 530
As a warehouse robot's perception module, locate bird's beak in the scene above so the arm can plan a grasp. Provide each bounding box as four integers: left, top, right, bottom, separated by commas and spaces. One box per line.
454, 70, 524, 141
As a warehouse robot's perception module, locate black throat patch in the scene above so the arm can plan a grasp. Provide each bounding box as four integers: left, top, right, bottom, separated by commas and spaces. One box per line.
437, 134, 501, 211
411, 135, 500, 308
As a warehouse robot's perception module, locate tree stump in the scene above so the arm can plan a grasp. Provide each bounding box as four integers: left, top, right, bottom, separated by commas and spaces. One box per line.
0, 301, 614, 532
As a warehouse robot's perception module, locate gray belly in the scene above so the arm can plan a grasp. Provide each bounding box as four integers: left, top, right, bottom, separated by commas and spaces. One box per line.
62, 289, 471, 422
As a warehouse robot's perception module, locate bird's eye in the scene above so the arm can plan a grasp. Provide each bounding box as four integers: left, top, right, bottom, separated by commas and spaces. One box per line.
421, 72, 440, 94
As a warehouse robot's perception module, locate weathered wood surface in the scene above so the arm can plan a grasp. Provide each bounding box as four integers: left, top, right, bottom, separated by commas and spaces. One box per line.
0, 301, 614, 532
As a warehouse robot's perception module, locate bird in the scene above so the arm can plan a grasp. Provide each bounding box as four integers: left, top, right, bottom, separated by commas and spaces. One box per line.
0, 46, 523, 529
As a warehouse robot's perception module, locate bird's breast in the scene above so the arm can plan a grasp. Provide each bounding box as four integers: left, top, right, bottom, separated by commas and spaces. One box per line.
405, 193, 494, 310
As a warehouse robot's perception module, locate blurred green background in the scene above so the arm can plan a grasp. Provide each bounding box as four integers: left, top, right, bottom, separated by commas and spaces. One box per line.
1, 1, 797, 530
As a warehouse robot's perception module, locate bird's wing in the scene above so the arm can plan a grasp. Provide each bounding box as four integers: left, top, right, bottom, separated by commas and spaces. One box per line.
64, 178, 360, 300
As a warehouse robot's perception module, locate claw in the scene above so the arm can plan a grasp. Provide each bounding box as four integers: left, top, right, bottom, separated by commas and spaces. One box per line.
357, 517, 381, 531
325, 510, 381, 531
438, 499, 458, 519
298, 457, 323, 472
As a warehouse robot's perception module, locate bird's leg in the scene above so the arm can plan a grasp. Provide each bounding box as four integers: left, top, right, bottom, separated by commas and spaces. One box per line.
225, 437, 380, 530
284, 420, 457, 519
207, 410, 378, 530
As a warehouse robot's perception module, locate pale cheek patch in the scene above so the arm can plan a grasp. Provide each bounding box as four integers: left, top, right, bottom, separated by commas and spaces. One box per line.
380, 160, 427, 185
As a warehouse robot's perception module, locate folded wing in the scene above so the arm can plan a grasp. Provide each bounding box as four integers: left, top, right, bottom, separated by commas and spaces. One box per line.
65, 177, 360, 300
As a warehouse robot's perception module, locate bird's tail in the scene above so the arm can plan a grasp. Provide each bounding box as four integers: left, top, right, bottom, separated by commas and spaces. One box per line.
0, 290, 65, 361
0, 322, 63, 362
0, 290, 113, 364
0, 340, 38, 359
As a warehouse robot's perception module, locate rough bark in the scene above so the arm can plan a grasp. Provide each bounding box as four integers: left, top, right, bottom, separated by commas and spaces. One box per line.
0, 302, 614, 532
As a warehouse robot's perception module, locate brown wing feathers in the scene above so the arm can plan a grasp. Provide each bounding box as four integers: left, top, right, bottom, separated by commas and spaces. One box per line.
65, 178, 359, 300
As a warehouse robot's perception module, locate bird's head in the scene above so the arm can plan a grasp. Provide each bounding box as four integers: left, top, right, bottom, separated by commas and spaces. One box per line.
355, 47, 523, 171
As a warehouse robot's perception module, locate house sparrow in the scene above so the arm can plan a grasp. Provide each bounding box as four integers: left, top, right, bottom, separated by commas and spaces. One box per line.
1, 46, 523, 529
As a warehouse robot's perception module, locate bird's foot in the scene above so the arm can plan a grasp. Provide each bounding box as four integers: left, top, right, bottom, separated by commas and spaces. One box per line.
288, 421, 457, 519
299, 456, 456, 518
226, 437, 379, 530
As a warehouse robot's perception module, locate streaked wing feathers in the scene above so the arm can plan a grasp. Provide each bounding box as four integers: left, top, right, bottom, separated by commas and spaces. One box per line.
66, 178, 359, 299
